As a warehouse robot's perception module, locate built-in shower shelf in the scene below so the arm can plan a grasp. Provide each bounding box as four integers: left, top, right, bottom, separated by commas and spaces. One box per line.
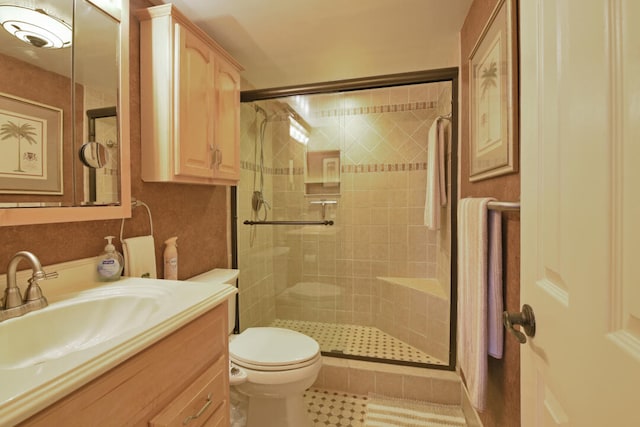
304, 179, 331, 184
305, 150, 340, 195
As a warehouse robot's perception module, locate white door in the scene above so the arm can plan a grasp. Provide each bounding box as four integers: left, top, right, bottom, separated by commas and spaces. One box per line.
520, 1, 640, 425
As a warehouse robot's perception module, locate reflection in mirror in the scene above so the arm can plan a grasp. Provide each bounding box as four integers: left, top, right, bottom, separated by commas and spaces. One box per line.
80, 142, 109, 169
75, 1, 120, 206
82, 107, 118, 205
0, 0, 121, 209
0, 0, 73, 206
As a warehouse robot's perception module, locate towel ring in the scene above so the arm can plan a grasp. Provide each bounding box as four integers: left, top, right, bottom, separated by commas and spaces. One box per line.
120, 198, 154, 243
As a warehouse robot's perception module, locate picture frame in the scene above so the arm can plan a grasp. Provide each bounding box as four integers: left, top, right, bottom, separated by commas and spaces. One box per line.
0, 93, 63, 194
468, 0, 518, 181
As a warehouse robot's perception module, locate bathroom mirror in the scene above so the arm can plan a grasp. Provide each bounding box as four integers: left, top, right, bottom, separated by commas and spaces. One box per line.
0, 0, 130, 225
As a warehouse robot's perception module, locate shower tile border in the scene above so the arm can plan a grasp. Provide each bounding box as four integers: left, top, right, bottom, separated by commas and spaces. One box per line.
313, 100, 439, 118
240, 160, 429, 175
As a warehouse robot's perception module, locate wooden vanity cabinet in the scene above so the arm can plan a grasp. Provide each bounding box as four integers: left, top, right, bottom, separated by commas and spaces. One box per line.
19, 302, 230, 427
137, 4, 242, 186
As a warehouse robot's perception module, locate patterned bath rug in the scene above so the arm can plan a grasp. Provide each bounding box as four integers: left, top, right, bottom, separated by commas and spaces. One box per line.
364, 394, 466, 427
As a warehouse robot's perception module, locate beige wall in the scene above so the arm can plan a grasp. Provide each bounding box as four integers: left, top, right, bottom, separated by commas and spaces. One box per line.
460, 0, 521, 425
0, 0, 229, 280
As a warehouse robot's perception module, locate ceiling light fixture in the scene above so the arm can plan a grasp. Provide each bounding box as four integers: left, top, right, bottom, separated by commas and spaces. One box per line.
0, 5, 71, 49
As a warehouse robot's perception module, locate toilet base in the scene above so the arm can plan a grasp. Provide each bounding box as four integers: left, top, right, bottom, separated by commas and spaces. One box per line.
243, 392, 312, 427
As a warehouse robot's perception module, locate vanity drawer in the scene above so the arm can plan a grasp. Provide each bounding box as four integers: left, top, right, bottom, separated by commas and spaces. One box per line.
149, 355, 229, 427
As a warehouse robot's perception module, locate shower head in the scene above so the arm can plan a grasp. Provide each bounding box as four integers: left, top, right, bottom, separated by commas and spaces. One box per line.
254, 104, 268, 118
254, 102, 290, 122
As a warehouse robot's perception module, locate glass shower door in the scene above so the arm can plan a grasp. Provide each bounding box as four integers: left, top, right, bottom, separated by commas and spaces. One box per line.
237, 81, 454, 368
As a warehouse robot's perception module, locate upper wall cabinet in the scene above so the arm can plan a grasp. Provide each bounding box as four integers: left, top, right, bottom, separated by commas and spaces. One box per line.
137, 4, 242, 185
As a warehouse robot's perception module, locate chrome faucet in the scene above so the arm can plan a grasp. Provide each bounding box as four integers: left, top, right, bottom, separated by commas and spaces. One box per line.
1, 251, 58, 322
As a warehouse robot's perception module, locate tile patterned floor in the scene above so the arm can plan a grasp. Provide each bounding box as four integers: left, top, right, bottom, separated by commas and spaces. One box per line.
304, 388, 467, 427
270, 319, 445, 365
304, 388, 368, 427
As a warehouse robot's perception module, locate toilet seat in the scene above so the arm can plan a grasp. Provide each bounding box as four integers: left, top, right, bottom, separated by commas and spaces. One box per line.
230, 327, 320, 372
231, 353, 321, 372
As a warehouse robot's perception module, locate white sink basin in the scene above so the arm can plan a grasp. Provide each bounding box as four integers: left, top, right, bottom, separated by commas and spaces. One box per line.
0, 288, 164, 369
0, 276, 236, 426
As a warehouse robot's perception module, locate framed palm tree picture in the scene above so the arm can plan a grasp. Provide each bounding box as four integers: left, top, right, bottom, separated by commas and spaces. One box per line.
468, 0, 518, 181
0, 93, 63, 194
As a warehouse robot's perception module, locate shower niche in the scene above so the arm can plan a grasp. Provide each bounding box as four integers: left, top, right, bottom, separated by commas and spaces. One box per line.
304, 150, 341, 196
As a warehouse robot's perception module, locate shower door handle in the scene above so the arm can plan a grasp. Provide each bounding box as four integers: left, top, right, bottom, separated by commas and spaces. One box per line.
503, 304, 536, 344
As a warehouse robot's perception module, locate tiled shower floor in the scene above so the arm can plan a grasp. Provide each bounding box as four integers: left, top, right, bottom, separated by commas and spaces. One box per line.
270, 319, 445, 365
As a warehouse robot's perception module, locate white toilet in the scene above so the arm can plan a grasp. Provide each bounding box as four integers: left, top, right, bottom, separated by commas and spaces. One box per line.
188, 269, 322, 427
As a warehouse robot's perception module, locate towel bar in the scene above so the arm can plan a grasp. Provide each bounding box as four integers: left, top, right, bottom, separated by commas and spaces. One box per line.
487, 201, 520, 212
243, 220, 334, 226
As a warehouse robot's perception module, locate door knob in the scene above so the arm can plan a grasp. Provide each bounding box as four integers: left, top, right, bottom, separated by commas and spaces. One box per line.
503, 304, 536, 344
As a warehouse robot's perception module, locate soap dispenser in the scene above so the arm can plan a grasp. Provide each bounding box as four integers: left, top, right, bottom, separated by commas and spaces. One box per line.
163, 236, 178, 280
97, 236, 124, 281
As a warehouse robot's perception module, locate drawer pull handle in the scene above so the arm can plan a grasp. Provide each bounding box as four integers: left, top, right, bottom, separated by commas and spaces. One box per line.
183, 393, 212, 425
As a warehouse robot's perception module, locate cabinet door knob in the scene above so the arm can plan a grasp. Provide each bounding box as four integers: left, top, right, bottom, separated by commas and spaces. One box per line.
209, 146, 222, 170
216, 148, 222, 167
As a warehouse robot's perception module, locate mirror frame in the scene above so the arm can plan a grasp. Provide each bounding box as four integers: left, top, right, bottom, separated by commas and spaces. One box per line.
0, 1, 131, 226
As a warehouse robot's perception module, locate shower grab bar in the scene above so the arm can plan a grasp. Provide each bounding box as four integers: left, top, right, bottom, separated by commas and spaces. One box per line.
487, 201, 520, 212
243, 220, 334, 226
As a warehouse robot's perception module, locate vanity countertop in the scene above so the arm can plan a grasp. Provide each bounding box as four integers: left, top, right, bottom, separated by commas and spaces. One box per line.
0, 258, 236, 426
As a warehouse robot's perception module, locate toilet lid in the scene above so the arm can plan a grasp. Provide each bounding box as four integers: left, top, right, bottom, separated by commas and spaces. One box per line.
229, 327, 320, 368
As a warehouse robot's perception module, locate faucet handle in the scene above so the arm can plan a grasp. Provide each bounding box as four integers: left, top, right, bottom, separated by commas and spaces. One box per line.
43, 271, 58, 280
31, 270, 58, 281
23, 270, 56, 304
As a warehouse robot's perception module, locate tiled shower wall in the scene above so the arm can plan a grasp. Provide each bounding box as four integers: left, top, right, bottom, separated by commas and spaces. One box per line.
237, 82, 452, 362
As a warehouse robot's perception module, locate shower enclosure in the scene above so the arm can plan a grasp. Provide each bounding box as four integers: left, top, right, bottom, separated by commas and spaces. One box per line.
234, 70, 458, 369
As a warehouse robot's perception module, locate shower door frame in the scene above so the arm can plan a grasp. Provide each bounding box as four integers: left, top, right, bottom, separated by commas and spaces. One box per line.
232, 67, 459, 371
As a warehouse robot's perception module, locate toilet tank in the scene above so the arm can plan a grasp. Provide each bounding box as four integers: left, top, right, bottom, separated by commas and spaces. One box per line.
187, 268, 239, 334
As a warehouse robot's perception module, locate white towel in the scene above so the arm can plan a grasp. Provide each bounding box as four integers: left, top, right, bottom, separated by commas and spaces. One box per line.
437, 119, 448, 206
122, 235, 157, 278
457, 197, 502, 411
488, 208, 504, 359
424, 119, 448, 230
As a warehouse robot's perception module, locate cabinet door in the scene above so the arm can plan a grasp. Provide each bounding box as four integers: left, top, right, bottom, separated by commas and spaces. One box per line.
175, 23, 215, 179
213, 57, 240, 182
